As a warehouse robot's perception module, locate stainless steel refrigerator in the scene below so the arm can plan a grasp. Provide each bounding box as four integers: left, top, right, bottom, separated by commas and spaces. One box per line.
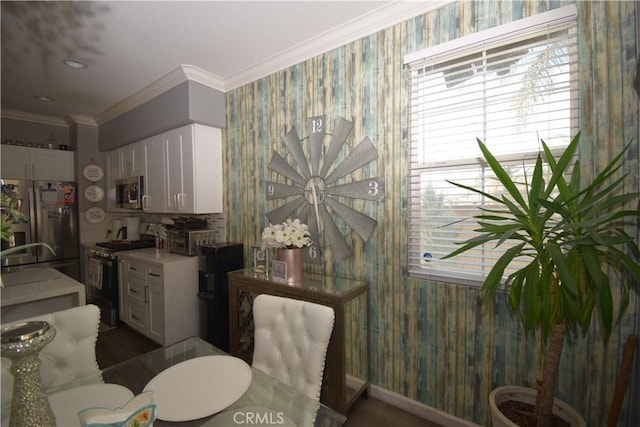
1, 179, 80, 280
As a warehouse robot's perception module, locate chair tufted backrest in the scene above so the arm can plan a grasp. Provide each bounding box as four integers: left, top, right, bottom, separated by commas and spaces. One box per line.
1, 304, 102, 406
252, 294, 335, 401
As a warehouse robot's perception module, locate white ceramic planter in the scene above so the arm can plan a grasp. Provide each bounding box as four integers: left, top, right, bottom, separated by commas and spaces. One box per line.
489, 386, 585, 427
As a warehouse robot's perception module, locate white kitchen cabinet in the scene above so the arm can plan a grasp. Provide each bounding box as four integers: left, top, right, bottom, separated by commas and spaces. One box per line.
121, 141, 146, 178
106, 149, 120, 211
1, 145, 74, 181
108, 142, 146, 180
163, 124, 223, 214
105, 123, 222, 214
141, 135, 166, 212
0, 145, 28, 179
106, 142, 147, 211
147, 279, 164, 343
118, 250, 199, 346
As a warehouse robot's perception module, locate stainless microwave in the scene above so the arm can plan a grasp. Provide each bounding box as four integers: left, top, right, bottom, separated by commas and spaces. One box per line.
116, 176, 144, 209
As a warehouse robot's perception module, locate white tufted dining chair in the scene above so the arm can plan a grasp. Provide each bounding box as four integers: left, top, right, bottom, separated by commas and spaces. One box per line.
1, 304, 102, 406
251, 294, 335, 401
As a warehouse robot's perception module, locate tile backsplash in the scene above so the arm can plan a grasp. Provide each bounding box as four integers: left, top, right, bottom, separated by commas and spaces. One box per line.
79, 211, 227, 244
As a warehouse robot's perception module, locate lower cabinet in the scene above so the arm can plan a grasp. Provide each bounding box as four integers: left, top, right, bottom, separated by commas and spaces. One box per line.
118, 250, 199, 345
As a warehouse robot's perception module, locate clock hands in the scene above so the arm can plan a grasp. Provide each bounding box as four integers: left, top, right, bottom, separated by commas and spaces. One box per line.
310, 181, 322, 243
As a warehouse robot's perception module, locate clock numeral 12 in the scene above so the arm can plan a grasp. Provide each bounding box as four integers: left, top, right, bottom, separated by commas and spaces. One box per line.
311, 117, 324, 133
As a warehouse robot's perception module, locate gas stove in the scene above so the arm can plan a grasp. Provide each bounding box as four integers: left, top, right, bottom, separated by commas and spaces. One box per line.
89, 239, 156, 260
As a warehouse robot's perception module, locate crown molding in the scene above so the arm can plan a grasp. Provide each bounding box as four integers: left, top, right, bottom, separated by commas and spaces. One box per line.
95, 64, 224, 125
224, 0, 454, 90
181, 64, 226, 91
1, 109, 68, 127
96, 1, 452, 120
5, 1, 452, 126
65, 114, 98, 127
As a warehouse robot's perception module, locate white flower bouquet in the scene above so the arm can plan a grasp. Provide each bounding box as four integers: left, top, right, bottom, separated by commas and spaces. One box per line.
261, 219, 312, 249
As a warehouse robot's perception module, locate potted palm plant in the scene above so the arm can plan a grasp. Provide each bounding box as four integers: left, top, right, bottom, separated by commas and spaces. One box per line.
443, 132, 640, 427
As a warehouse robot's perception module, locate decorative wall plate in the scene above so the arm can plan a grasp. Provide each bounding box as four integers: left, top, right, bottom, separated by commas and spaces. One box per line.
85, 207, 105, 224
82, 164, 104, 182
84, 185, 105, 203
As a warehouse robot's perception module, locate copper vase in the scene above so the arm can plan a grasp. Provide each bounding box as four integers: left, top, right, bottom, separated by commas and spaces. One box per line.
276, 248, 304, 283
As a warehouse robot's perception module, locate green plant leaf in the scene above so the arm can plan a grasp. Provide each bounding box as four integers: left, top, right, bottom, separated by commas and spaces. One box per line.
0, 242, 55, 257
527, 154, 545, 215
441, 233, 499, 259
482, 243, 526, 297
522, 264, 542, 331
444, 132, 640, 353
446, 179, 503, 204
542, 133, 580, 200
477, 140, 528, 207
598, 275, 613, 341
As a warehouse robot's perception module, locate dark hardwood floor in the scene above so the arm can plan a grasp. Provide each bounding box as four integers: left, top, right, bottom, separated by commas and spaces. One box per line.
96, 324, 161, 369
96, 324, 441, 427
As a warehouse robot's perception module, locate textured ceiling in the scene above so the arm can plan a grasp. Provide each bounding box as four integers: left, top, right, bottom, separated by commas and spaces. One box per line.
1, 1, 444, 123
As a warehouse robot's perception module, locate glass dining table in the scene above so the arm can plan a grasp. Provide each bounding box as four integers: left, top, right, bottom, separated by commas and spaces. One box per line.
2, 336, 346, 427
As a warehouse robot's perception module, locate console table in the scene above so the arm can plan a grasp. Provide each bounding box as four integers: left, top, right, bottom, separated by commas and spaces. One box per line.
228, 269, 369, 414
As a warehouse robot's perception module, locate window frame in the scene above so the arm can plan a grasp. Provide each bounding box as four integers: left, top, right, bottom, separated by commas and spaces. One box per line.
405, 5, 579, 286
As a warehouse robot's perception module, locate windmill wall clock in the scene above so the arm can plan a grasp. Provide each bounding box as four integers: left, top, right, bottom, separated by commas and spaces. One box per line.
265, 115, 384, 263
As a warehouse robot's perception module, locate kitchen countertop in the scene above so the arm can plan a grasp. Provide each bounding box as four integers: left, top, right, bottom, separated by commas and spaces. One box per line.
116, 248, 197, 264
1, 268, 86, 308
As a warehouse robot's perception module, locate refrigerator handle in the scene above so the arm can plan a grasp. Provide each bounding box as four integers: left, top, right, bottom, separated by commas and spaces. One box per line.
31, 164, 35, 179
28, 189, 38, 257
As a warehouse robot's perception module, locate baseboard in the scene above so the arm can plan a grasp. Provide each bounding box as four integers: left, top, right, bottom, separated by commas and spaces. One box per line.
367, 384, 482, 427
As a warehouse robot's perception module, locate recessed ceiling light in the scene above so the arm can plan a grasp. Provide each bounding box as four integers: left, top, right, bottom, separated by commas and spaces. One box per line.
63, 59, 87, 69
34, 95, 54, 102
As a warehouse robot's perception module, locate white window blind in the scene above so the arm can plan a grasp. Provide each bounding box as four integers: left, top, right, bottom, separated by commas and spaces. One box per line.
406, 6, 578, 285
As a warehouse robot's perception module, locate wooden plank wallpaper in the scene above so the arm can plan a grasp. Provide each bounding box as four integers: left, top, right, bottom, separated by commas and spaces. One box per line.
223, 1, 639, 425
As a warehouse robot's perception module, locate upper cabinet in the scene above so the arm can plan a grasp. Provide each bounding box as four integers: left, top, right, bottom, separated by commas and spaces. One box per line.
1, 145, 74, 181
106, 140, 148, 211
107, 142, 146, 182
163, 124, 222, 214
121, 142, 146, 178
141, 134, 166, 213
106, 124, 222, 214
106, 149, 119, 211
